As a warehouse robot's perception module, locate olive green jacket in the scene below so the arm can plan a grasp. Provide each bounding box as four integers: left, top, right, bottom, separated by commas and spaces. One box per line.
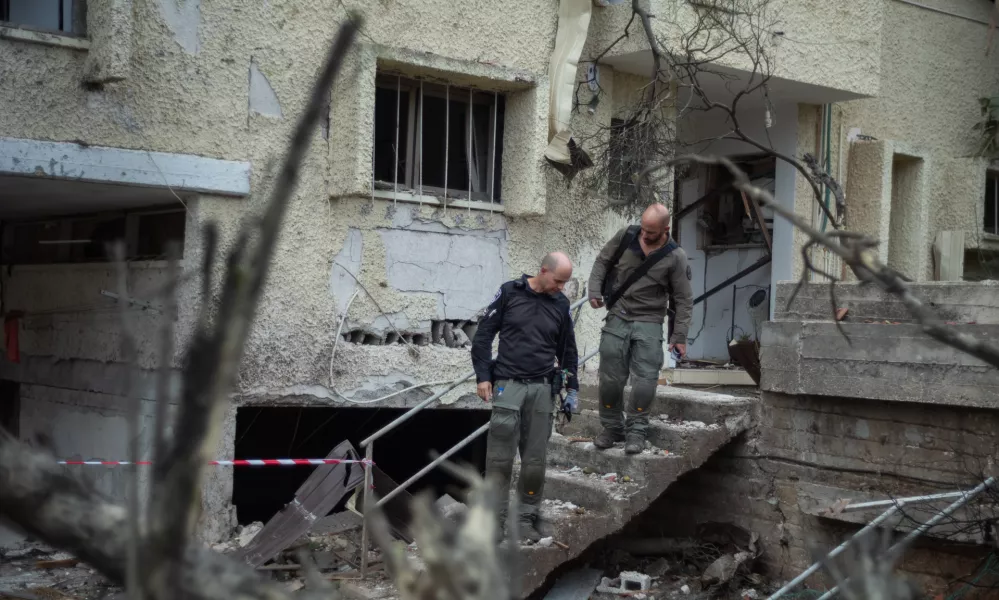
587, 227, 694, 344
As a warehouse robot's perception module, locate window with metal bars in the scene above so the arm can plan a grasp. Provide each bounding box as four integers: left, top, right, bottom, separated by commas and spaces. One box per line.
985, 171, 998, 235
0, 0, 85, 35
373, 74, 505, 204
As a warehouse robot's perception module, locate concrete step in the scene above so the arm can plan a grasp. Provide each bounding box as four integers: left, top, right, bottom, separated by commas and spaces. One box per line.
559, 409, 733, 455
577, 383, 755, 424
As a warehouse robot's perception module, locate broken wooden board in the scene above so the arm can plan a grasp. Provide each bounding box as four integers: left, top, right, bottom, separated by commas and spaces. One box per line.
797, 482, 998, 544
354, 464, 415, 544
236, 440, 366, 567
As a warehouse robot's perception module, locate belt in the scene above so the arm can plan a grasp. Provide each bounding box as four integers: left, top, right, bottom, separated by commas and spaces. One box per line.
505, 375, 550, 385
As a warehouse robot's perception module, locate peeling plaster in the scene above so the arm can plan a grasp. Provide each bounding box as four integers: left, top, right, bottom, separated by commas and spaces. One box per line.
157, 0, 201, 54
378, 227, 508, 320
248, 59, 283, 118
330, 228, 363, 314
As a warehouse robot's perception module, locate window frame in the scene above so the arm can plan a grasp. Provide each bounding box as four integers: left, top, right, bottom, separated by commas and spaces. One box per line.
0, 0, 86, 37
372, 73, 505, 208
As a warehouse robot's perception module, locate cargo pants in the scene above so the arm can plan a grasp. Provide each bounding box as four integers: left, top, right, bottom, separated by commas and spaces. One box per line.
598, 314, 665, 439
484, 379, 555, 520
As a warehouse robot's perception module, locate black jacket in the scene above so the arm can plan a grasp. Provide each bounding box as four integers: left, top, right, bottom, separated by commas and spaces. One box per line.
471, 274, 579, 390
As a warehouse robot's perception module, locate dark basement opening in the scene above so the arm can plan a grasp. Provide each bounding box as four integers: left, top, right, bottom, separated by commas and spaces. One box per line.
232, 406, 489, 526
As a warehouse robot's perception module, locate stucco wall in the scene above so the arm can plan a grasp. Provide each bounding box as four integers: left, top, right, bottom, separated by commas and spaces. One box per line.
831, 0, 999, 271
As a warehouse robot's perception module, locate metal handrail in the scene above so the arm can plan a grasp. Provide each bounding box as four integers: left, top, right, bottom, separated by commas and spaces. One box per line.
359, 293, 594, 576
360, 294, 592, 449
768, 478, 997, 600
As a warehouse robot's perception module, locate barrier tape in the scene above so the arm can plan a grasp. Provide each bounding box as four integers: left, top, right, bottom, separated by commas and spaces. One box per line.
57, 458, 373, 467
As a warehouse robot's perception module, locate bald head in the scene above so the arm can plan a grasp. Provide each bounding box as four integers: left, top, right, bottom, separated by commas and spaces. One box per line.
536, 251, 573, 295
639, 203, 671, 248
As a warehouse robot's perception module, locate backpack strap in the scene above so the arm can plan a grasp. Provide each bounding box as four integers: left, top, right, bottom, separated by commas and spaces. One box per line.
604, 238, 678, 312
600, 225, 640, 299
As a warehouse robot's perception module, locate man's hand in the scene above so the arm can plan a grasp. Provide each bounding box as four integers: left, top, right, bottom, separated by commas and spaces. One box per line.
477, 381, 492, 402
589, 297, 604, 309
668, 343, 686, 358
562, 389, 579, 414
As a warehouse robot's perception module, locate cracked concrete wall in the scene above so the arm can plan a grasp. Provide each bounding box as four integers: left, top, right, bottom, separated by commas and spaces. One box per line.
0, 0, 666, 542
637, 391, 999, 596
815, 0, 999, 277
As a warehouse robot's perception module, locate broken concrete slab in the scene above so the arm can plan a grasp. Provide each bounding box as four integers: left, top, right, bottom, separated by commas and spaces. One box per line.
761, 320, 999, 408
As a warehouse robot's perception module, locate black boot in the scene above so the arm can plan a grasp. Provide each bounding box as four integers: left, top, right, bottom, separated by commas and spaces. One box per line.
594, 428, 625, 450
625, 433, 645, 455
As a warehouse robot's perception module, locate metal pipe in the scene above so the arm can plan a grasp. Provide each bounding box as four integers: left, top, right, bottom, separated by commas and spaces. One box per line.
360, 295, 590, 450
693, 254, 772, 305
360, 371, 475, 448
841, 490, 970, 512
773, 478, 997, 600
376, 422, 490, 507
394, 75, 400, 204
359, 443, 374, 577
468, 86, 473, 214
490, 91, 497, 206
815, 478, 995, 600
766, 506, 903, 600
444, 83, 449, 214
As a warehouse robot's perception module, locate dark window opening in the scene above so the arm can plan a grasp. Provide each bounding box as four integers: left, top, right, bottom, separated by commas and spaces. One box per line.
232, 406, 489, 526
0, 380, 19, 438
1, 206, 186, 265
373, 74, 505, 204
0, 0, 86, 36
984, 171, 998, 235
608, 118, 643, 205
699, 155, 775, 248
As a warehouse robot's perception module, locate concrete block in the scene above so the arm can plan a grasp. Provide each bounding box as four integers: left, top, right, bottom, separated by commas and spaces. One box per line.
760, 320, 999, 408
774, 280, 999, 324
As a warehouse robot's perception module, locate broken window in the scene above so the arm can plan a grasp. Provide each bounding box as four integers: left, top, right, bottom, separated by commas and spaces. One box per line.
373, 74, 505, 204
0, 0, 86, 35
985, 170, 998, 235
1, 206, 186, 265
697, 155, 775, 248
608, 118, 642, 205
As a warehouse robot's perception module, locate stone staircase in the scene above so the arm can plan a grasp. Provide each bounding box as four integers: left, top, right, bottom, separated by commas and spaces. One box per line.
513, 385, 754, 596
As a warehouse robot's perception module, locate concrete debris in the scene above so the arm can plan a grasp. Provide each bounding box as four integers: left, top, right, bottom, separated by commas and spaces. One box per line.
434, 494, 467, 522
544, 499, 579, 512
537, 537, 554, 548
680, 584, 691, 594
595, 571, 651, 595
740, 589, 760, 599
701, 551, 753, 588
237, 521, 264, 548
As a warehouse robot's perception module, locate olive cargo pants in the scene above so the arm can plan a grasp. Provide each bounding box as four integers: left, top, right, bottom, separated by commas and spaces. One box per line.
598, 314, 665, 438
484, 379, 554, 519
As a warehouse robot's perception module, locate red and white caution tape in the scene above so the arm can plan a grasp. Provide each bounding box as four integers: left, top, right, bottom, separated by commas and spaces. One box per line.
57, 458, 373, 467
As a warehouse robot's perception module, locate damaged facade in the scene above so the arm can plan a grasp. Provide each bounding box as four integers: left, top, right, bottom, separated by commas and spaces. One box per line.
2, 0, 999, 598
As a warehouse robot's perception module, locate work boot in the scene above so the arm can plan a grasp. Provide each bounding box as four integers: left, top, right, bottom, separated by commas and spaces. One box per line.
517, 513, 552, 544
593, 428, 625, 450
624, 433, 645, 455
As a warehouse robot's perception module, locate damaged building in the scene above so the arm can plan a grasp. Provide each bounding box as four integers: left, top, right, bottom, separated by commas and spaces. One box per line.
2, 0, 999, 598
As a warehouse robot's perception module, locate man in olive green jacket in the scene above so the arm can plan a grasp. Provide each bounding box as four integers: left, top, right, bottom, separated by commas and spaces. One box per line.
587, 204, 693, 454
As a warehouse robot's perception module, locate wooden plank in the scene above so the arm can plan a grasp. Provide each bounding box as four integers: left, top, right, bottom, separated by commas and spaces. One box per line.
743, 190, 772, 253
236, 441, 366, 567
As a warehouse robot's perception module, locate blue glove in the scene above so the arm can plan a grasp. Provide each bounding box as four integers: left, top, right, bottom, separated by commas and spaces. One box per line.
562, 389, 578, 414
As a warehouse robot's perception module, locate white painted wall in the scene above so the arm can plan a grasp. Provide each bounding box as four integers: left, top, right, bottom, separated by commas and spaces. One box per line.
676, 104, 798, 361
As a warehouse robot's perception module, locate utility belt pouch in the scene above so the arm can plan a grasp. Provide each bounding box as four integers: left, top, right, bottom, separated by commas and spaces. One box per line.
550, 369, 564, 398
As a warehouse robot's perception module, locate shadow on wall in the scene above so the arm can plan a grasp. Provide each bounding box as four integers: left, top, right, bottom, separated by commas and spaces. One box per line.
231, 406, 489, 525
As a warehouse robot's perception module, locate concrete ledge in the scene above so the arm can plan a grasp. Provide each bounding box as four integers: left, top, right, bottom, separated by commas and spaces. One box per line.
774, 280, 999, 324
0, 25, 90, 51
0, 136, 251, 196
664, 368, 756, 386
761, 320, 999, 408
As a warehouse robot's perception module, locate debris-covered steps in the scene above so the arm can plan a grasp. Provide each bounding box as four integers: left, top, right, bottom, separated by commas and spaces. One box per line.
512, 386, 754, 596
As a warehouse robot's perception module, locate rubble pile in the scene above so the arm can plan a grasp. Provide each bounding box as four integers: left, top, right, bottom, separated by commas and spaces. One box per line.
0, 542, 119, 600
546, 523, 773, 600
